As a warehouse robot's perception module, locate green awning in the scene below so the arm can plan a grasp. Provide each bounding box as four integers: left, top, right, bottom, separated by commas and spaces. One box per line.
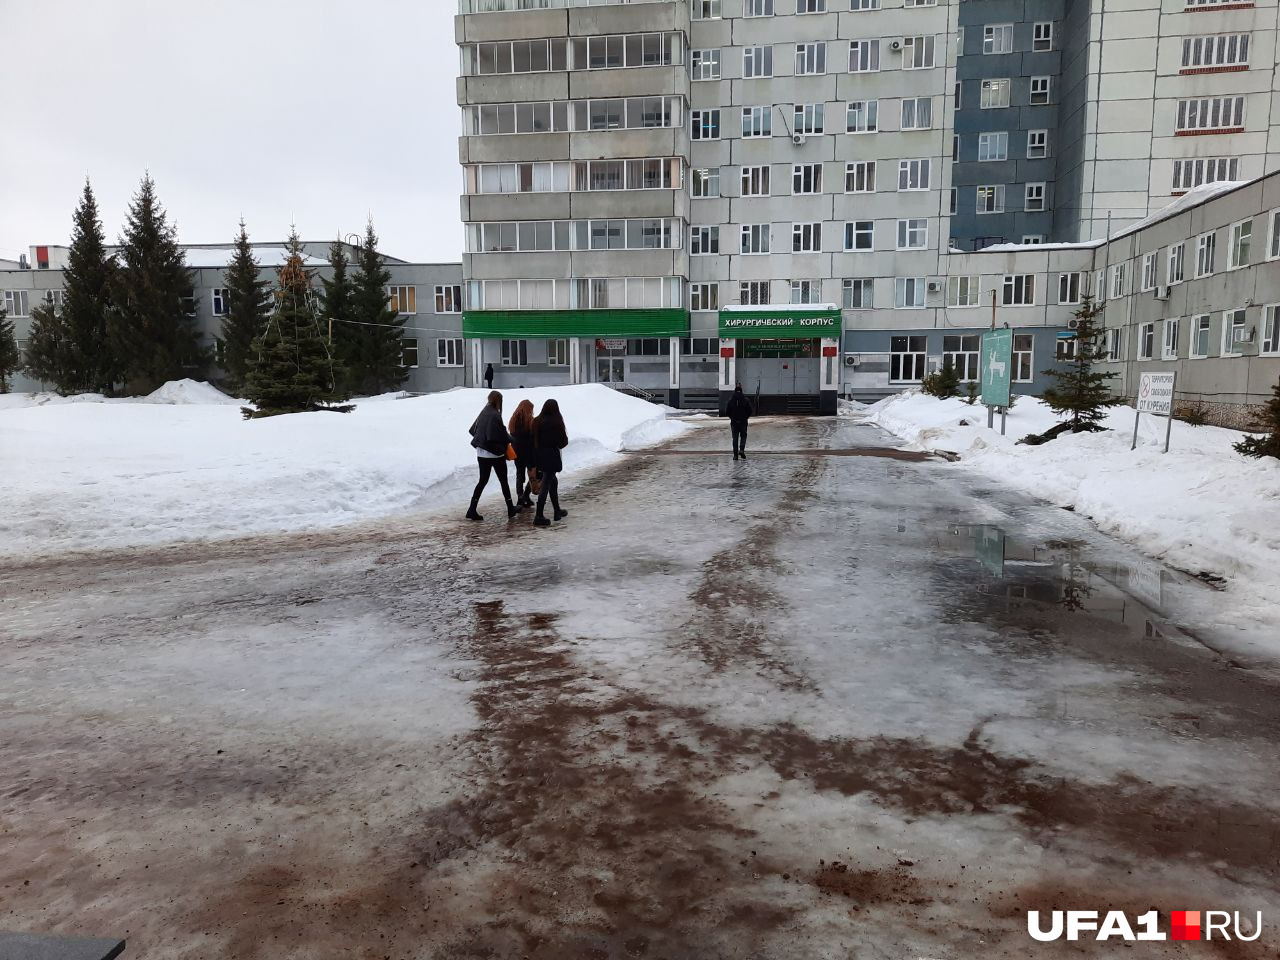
463, 309, 689, 339
718, 307, 842, 339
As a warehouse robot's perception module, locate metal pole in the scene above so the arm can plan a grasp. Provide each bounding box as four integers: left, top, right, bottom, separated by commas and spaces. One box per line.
1132, 409, 1140, 451
1163, 371, 1177, 454
1001, 407, 1007, 436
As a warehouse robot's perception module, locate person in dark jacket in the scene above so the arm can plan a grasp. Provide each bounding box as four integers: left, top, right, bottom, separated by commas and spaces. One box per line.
466, 391, 517, 522
531, 398, 569, 528
726, 383, 753, 461
484, 363, 495, 389
508, 398, 536, 509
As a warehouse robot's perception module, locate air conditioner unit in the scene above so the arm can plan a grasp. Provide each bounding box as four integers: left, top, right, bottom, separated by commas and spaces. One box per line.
791, 133, 806, 146
926, 280, 943, 293
1067, 318, 1081, 331
889, 39, 903, 52
844, 354, 858, 367
1154, 285, 1170, 300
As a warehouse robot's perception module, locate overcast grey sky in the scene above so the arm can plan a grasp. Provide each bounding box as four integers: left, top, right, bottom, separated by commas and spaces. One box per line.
0, 0, 463, 264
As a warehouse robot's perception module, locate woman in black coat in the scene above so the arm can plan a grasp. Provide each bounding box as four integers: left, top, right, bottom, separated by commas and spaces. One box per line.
531, 398, 569, 528
508, 399, 536, 509
466, 391, 517, 522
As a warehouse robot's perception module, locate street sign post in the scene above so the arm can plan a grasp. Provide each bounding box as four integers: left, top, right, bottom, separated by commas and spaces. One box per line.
981, 328, 1014, 435
1134, 371, 1177, 453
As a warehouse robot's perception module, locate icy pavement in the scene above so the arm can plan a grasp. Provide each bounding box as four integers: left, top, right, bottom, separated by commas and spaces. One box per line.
2, 417, 1278, 958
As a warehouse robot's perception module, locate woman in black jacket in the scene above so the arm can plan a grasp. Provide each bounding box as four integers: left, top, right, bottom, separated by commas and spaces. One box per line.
531, 398, 569, 528
508, 399, 536, 510
466, 391, 518, 522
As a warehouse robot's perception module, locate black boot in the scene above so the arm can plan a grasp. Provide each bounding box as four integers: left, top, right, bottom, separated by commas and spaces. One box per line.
533, 514, 551, 528
508, 503, 520, 519
465, 505, 483, 522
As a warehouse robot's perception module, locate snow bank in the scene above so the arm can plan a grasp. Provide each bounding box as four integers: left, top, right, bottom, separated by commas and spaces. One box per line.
1, 383, 690, 558
859, 392, 1280, 642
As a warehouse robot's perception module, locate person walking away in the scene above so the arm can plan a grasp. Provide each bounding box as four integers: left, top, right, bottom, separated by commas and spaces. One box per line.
726, 383, 753, 460
508, 398, 536, 509
532, 398, 569, 528
484, 363, 495, 390
466, 391, 518, 522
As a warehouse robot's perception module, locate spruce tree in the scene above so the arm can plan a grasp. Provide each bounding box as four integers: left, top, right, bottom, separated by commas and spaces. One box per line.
109, 173, 207, 394
1234, 378, 1280, 460
319, 237, 356, 378
22, 302, 73, 393
61, 179, 119, 394
1039, 296, 1121, 434
219, 219, 271, 392
241, 231, 352, 419
346, 219, 408, 396
0, 307, 20, 393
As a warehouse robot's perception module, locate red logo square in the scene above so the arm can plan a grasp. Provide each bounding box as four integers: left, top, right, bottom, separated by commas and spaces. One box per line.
1172, 911, 1201, 941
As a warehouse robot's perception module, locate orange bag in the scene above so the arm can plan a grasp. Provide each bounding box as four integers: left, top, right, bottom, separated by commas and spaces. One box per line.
506, 443, 517, 461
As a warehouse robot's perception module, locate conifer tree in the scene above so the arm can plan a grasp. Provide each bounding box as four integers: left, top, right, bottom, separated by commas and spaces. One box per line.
1039, 296, 1121, 434
0, 307, 20, 393
345, 219, 408, 396
319, 236, 356, 377
219, 219, 271, 392
22, 302, 73, 393
61, 179, 118, 394
109, 173, 206, 394
241, 231, 351, 419
1234, 378, 1280, 459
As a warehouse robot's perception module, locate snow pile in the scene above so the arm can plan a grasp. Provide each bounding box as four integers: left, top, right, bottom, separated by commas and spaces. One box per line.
858, 392, 1280, 635
143, 379, 240, 405
1, 383, 690, 558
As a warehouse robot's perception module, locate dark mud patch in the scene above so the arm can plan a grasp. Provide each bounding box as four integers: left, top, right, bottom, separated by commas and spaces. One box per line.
813, 861, 930, 909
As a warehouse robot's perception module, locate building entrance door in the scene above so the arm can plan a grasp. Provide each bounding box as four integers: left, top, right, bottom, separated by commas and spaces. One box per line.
597, 358, 625, 383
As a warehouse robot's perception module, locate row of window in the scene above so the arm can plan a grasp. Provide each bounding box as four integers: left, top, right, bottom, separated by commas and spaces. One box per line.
464, 158, 682, 195
464, 97, 682, 136
467, 277, 683, 311
688, 159, 930, 198
697, 0, 936, 16
693, 36, 937, 79
887, 333, 1040, 384
460, 33, 681, 76
690, 218, 931, 254
967, 76, 1053, 109
970, 22, 1055, 55
467, 219, 682, 253
1109, 307, 1280, 363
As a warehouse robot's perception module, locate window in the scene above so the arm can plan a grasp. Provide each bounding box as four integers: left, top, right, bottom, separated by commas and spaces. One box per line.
692, 109, 721, 139
691, 167, 720, 198
1168, 243, 1185, 284
1137, 323, 1155, 360
1163, 317, 1180, 359
1002, 274, 1035, 305
849, 39, 879, 72
402, 338, 419, 369
850, 0, 880, 8
1110, 262, 1127, 299
211, 288, 229, 316
1176, 96, 1244, 132
793, 163, 822, 194
1029, 76, 1050, 104
794, 102, 824, 135
745, 0, 774, 15
741, 224, 771, 254
895, 278, 926, 309
1191, 315, 1212, 358
1195, 231, 1216, 276
1141, 253, 1157, 291
898, 158, 931, 190
627, 338, 671, 357
1027, 129, 1048, 158
846, 100, 878, 133
845, 221, 874, 250
1025, 182, 1046, 211
897, 218, 928, 250
690, 283, 719, 312
845, 161, 875, 192
1228, 219, 1252, 269
437, 337, 464, 367
797, 0, 826, 11
741, 105, 771, 138
1269, 208, 1280, 260
1056, 337, 1078, 361
435, 285, 463, 313
743, 45, 773, 78
691, 226, 720, 255
952, 133, 959, 160
1182, 33, 1249, 69
795, 42, 826, 75
388, 285, 417, 314
501, 339, 528, 366
983, 24, 1013, 55
547, 338, 570, 366
741, 165, 771, 197
890, 335, 927, 380
1222, 308, 1248, 355
902, 35, 935, 69
691, 48, 721, 80
1058, 272, 1084, 304
692, 0, 720, 17
1013, 334, 1034, 382
1022, 235, 1044, 245
42, 289, 65, 311
681, 337, 719, 356
1033, 21, 1054, 51
1172, 158, 1239, 193
843, 278, 873, 308
3, 289, 29, 316
947, 275, 980, 307
792, 222, 822, 252
943, 335, 981, 380
976, 184, 1005, 213
900, 97, 932, 130
791, 280, 822, 304
949, 188, 957, 215
1095, 270, 1106, 302
740, 281, 770, 305
1262, 304, 1280, 355
980, 78, 1010, 109
977, 131, 1008, 161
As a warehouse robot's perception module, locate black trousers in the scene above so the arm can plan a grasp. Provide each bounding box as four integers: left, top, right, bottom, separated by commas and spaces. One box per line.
731, 422, 748, 456
536, 469, 561, 517
472, 457, 513, 507
515, 464, 530, 502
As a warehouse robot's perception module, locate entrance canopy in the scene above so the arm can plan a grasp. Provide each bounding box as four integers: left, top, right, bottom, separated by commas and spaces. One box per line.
718, 305, 842, 339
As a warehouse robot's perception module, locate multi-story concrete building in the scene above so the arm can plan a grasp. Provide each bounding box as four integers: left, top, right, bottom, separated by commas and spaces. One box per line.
0, 242, 464, 396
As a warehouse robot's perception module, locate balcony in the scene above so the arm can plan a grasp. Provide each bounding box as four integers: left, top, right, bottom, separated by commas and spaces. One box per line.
460, 0, 666, 12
